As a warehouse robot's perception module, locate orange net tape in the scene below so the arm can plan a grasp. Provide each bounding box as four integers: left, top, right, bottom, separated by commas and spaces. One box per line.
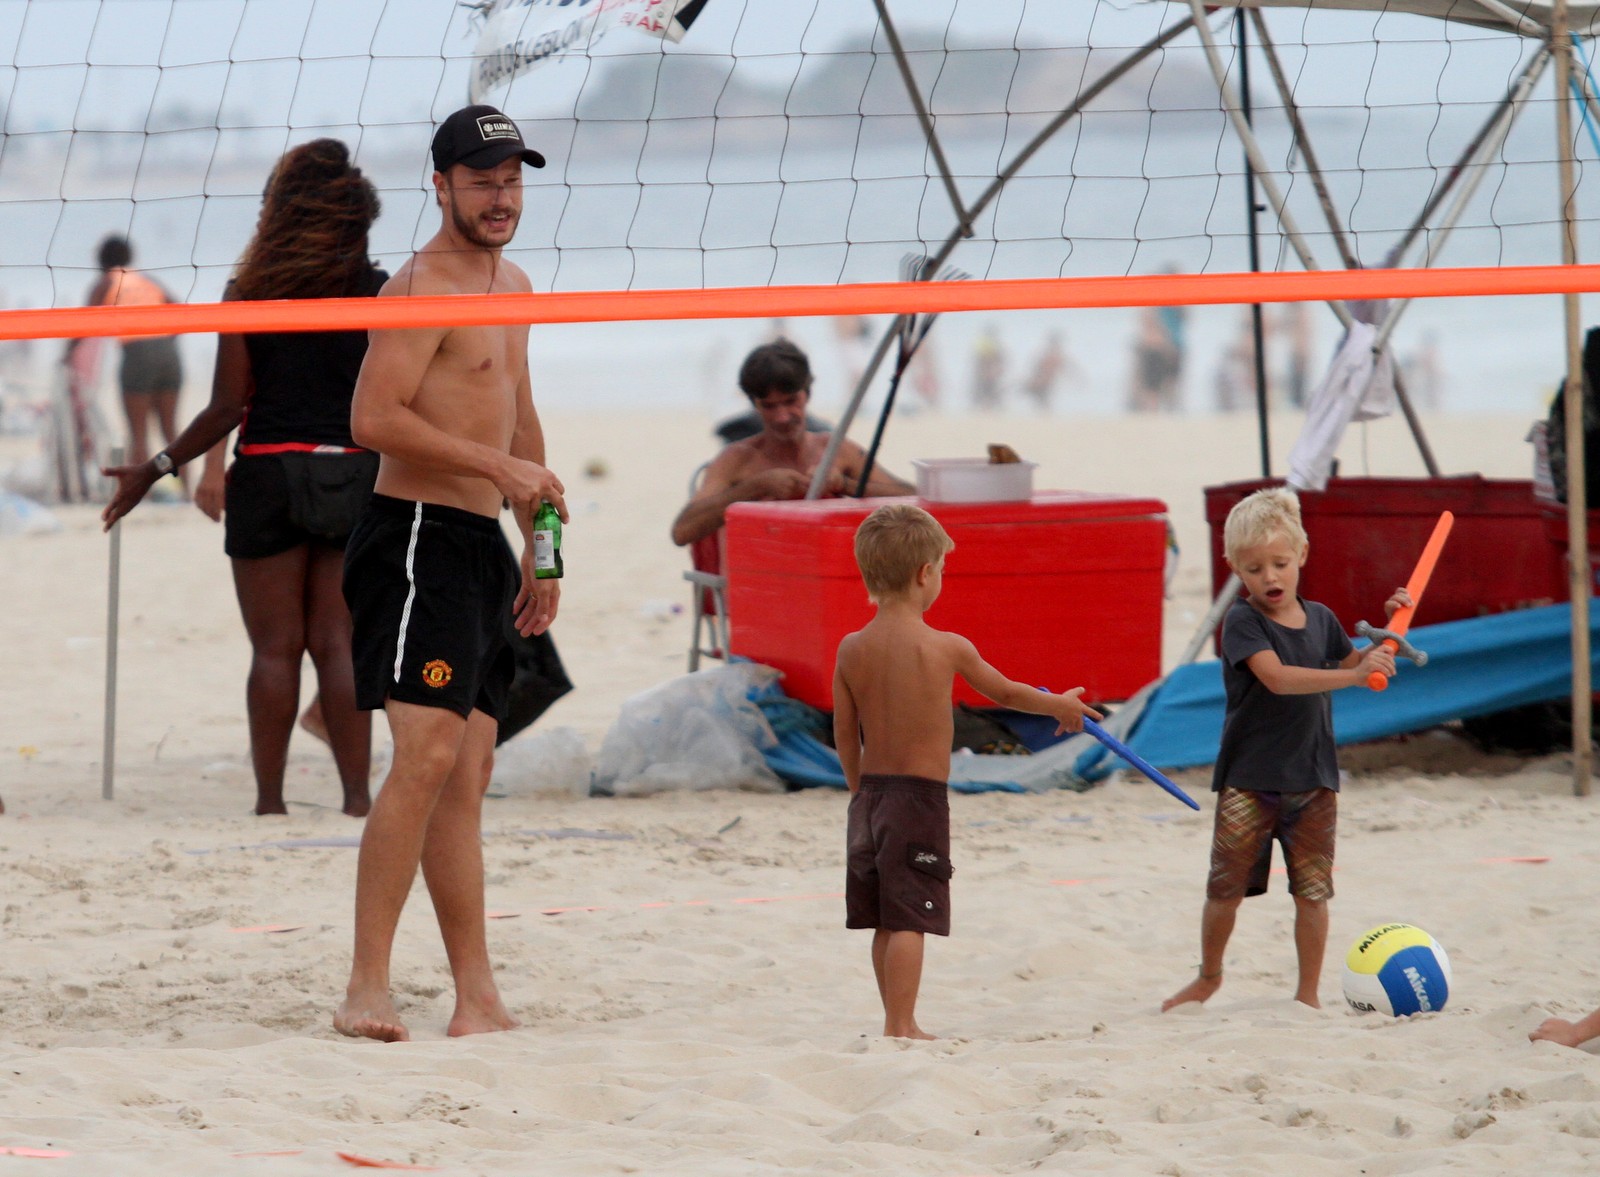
2, 264, 1597, 340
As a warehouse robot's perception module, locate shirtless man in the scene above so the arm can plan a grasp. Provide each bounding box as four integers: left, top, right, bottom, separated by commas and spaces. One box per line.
671, 340, 914, 548
333, 105, 565, 1043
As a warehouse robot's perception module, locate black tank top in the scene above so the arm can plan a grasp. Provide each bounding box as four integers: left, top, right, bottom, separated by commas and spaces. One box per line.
236, 265, 387, 450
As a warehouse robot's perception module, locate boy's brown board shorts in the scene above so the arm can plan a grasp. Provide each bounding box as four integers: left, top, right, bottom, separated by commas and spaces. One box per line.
1207, 786, 1337, 902
845, 774, 953, 937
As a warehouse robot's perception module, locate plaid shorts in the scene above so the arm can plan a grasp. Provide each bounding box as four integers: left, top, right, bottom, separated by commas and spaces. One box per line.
1206, 786, 1337, 902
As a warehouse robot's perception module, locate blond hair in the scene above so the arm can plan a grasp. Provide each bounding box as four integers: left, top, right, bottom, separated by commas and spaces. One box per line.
854, 503, 953, 601
1224, 486, 1307, 565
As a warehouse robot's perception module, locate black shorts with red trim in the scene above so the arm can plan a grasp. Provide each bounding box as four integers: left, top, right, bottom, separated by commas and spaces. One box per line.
343, 493, 517, 720
224, 448, 378, 560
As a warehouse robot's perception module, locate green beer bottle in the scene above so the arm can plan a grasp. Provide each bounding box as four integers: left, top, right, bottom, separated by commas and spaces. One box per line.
532, 500, 563, 579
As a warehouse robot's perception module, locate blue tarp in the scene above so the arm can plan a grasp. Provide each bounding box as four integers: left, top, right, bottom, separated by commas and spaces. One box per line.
1085, 602, 1596, 776
749, 676, 1033, 794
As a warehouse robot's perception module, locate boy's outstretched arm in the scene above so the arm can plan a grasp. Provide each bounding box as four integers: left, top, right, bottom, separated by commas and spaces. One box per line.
1251, 642, 1396, 694
950, 635, 1103, 734
832, 661, 863, 793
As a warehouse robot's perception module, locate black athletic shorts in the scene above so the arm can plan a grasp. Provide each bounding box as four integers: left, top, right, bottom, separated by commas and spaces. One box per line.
845, 773, 954, 937
343, 493, 518, 720
224, 450, 379, 560
119, 337, 182, 395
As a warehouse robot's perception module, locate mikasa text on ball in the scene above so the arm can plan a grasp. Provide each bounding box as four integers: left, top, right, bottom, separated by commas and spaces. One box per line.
1342, 923, 1451, 1016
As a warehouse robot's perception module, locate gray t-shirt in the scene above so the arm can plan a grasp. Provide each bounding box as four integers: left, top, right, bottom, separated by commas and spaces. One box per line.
1212, 598, 1354, 794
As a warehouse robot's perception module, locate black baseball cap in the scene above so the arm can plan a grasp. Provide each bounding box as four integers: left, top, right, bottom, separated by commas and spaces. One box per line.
431, 104, 546, 173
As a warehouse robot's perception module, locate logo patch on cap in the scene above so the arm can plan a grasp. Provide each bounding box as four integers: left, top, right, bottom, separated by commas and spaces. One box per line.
476, 115, 520, 144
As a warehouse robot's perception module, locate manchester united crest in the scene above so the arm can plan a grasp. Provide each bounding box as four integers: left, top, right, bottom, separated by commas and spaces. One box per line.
422, 659, 453, 688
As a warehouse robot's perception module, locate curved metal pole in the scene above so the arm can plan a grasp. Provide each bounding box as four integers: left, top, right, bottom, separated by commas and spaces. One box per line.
1191, 0, 1451, 479
871, 0, 971, 235
1186, 0, 1352, 329
806, 14, 1197, 497
1470, 0, 1548, 37
805, 324, 898, 498
1385, 47, 1550, 268
1372, 50, 1550, 355
1248, 8, 1359, 270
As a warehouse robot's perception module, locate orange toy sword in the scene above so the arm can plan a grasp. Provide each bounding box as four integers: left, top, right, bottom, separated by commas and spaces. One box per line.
1354, 510, 1454, 692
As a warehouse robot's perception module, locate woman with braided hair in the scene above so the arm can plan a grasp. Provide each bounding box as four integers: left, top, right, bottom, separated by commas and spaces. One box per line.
103, 138, 385, 817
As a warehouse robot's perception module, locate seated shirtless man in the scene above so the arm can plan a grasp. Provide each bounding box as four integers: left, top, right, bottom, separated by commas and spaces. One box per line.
670, 340, 914, 548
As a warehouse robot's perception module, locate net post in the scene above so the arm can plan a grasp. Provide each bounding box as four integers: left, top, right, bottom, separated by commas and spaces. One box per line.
1553, 0, 1593, 797
102, 446, 122, 801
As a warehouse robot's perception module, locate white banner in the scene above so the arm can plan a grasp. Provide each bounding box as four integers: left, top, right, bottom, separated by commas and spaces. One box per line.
469, 0, 710, 104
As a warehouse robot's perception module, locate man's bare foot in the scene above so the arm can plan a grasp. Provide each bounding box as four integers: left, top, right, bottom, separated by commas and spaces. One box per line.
1162, 972, 1222, 1011
255, 801, 289, 816
0, 793, 6, 815
342, 791, 372, 819
884, 1022, 936, 1041
299, 698, 330, 747
1530, 1017, 1589, 1048
334, 996, 409, 1043
447, 995, 520, 1038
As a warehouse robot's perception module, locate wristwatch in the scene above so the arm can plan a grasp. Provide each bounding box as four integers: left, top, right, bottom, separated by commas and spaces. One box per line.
152, 451, 176, 477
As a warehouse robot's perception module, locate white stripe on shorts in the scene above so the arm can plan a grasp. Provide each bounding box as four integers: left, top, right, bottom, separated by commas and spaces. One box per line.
392, 502, 423, 682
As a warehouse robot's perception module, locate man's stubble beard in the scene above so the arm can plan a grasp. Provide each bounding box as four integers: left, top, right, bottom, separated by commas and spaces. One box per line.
450, 200, 520, 249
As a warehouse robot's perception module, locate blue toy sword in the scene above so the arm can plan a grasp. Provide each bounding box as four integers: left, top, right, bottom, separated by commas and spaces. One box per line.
1083, 718, 1200, 810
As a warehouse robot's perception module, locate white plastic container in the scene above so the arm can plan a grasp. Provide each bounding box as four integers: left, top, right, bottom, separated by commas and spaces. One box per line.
913, 458, 1037, 503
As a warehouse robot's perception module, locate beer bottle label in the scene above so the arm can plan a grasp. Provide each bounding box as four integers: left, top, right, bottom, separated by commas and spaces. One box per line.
533, 529, 556, 571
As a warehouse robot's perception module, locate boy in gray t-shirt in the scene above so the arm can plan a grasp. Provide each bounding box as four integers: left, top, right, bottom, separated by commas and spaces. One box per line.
1163, 487, 1405, 1012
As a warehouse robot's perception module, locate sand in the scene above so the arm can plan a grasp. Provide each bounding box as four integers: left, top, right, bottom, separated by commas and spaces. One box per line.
4, 407, 1600, 1176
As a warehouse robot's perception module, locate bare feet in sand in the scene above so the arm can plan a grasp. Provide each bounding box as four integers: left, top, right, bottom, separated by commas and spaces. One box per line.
885, 1025, 937, 1041
447, 995, 521, 1038
299, 697, 371, 816
1162, 971, 1222, 1012
0, 793, 6, 815
299, 697, 329, 746
1530, 1017, 1591, 1048
334, 995, 409, 1043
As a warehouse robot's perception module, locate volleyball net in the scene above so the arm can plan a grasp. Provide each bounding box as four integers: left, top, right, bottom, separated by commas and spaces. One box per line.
1, 0, 1597, 491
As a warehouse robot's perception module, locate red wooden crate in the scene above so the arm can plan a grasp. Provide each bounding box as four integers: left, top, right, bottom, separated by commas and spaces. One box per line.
1204, 477, 1564, 640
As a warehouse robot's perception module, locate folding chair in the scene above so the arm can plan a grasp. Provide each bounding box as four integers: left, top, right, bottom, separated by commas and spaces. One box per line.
683, 463, 731, 672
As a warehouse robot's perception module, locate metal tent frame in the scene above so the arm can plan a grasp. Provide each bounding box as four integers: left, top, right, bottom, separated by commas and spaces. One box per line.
810, 0, 1600, 792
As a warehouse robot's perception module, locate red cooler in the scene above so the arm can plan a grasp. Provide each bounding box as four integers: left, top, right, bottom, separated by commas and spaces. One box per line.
1204, 476, 1563, 637
724, 491, 1169, 710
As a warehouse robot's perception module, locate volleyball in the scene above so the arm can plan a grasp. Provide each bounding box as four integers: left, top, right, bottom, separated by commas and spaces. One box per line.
1342, 924, 1451, 1017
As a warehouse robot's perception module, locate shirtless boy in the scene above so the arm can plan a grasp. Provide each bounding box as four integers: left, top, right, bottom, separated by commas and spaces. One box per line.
670, 340, 913, 548
333, 104, 566, 1043
833, 504, 1101, 1038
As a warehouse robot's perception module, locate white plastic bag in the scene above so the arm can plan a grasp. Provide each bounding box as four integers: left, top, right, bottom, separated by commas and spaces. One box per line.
0, 491, 62, 536
593, 663, 784, 797
490, 726, 593, 797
